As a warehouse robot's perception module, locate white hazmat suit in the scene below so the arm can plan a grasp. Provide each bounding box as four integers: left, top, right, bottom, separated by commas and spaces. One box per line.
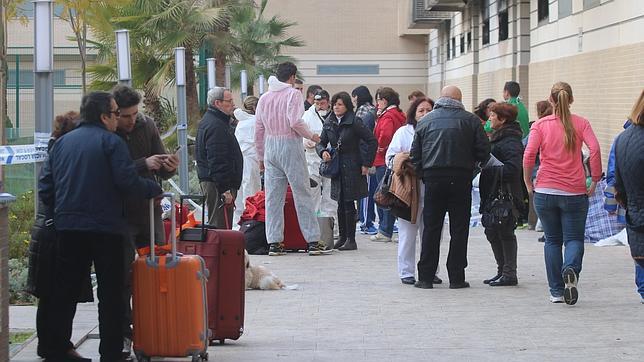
233, 108, 262, 229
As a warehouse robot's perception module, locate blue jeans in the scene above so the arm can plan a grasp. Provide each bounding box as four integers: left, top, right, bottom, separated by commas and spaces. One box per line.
375, 166, 396, 238
636, 263, 644, 298
358, 173, 377, 228
533, 193, 588, 297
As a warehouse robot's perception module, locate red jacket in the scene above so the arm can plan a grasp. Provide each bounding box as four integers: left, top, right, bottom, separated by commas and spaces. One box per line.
373, 106, 406, 167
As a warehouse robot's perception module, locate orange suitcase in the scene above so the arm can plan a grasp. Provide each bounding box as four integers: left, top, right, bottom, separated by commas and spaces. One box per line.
132, 194, 209, 362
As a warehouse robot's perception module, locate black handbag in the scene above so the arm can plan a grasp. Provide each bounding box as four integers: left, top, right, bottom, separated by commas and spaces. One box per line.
481, 183, 516, 229
319, 131, 343, 179
25, 209, 57, 298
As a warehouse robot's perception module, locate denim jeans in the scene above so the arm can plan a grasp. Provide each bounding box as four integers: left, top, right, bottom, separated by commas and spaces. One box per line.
375, 166, 396, 238
533, 192, 588, 297
358, 173, 378, 228
636, 263, 644, 298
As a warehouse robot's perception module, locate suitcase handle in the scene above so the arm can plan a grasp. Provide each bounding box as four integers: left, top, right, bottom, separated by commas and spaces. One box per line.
150, 192, 176, 263
179, 194, 206, 242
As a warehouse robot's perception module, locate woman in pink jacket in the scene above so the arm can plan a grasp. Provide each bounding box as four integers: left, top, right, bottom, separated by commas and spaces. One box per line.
523, 82, 602, 305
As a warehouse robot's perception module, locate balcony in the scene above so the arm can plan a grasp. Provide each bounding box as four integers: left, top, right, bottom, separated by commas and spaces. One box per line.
402, 0, 465, 34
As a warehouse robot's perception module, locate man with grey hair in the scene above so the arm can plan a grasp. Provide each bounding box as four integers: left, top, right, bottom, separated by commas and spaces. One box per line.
196, 87, 243, 228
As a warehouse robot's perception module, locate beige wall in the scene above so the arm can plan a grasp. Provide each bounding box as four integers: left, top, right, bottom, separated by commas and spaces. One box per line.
262, 0, 428, 108
529, 42, 644, 166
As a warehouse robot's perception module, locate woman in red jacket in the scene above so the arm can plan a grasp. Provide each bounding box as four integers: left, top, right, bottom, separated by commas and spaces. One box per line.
371, 87, 406, 242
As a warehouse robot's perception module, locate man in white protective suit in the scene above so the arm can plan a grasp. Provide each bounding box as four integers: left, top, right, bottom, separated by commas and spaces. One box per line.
302, 90, 338, 248
254, 62, 332, 256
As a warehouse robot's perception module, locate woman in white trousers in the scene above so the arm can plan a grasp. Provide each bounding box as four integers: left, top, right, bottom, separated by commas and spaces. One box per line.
386, 97, 443, 285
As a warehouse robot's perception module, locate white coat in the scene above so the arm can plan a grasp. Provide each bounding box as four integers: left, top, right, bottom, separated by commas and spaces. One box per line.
233, 108, 262, 228
302, 105, 336, 217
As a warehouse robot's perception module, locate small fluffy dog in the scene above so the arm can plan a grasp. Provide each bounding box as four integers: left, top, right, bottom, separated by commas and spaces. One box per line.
245, 250, 285, 290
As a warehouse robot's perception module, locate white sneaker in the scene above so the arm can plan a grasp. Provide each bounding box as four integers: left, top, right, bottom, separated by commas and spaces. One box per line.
370, 233, 392, 242
550, 295, 564, 303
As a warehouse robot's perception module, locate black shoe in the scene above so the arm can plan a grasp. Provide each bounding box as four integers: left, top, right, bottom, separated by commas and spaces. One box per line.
563, 267, 579, 305
308, 241, 333, 255
538, 235, 545, 243
401, 277, 416, 285
338, 239, 357, 251
333, 239, 346, 249
449, 281, 470, 289
45, 354, 92, 362
432, 275, 443, 284
268, 242, 286, 256
489, 276, 518, 286
414, 280, 433, 289
483, 274, 502, 284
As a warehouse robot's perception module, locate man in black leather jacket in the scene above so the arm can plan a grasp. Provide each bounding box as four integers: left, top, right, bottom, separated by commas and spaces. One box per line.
410, 85, 490, 289
195, 87, 243, 228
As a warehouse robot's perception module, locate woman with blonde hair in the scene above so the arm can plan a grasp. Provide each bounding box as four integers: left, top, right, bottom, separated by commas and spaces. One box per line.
614, 89, 644, 303
233, 96, 262, 228
523, 82, 602, 305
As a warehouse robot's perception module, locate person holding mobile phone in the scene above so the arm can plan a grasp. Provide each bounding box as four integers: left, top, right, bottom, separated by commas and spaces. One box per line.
112, 85, 179, 358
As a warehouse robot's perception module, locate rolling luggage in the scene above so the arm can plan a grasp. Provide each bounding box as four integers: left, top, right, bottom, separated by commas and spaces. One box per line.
177, 195, 246, 344
283, 186, 309, 251
132, 193, 209, 362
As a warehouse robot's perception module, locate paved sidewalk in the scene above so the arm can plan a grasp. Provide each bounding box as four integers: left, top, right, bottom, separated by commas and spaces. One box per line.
12, 228, 643, 361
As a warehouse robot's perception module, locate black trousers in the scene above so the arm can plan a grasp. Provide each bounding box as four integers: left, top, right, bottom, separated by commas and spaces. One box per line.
484, 224, 518, 278
337, 197, 357, 243
418, 176, 472, 283
42, 231, 125, 360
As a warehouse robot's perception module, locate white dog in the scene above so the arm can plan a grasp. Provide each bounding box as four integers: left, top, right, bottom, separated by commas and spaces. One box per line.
245, 250, 285, 290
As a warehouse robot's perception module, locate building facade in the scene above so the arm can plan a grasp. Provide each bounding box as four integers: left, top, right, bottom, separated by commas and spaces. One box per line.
419, 0, 644, 164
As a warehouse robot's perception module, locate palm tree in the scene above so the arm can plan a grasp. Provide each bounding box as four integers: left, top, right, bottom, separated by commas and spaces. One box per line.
87, 0, 233, 125
211, 0, 304, 95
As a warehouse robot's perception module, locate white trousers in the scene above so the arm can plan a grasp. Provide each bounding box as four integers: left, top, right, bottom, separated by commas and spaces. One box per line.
233, 154, 262, 229
264, 137, 320, 244
397, 187, 442, 278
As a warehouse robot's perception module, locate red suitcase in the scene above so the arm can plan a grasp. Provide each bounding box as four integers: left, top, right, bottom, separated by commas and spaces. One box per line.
283, 186, 308, 251
132, 194, 209, 362
177, 195, 245, 344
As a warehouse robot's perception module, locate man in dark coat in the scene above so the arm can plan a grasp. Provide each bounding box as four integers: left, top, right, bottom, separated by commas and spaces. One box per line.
410, 85, 490, 289
113, 84, 178, 357
195, 86, 243, 228
38, 91, 163, 361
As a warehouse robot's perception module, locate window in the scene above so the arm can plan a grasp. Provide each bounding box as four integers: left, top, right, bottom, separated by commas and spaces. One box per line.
498, 0, 509, 42
481, 0, 490, 45
8, 70, 66, 87
559, 0, 572, 18
451, 37, 456, 58
460, 36, 465, 54
583, 0, 601, 9
316, 65, 379, 75
467, 32, 472, 52
537, 0, 549, 23
446, 39, 451, 60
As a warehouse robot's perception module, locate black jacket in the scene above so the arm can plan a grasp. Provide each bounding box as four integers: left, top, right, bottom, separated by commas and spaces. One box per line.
39, 122, 162, 234
410, 104, 490, 179
614, 124, 644, 261
479, 122, 525, 216
117, 113, 174, 228
195, 106, 243, 191
316, 111, 377, 201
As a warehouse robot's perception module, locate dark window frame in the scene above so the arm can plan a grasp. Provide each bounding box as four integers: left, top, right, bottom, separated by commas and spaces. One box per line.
481, 0, 490, 45
537, 0, 549, 23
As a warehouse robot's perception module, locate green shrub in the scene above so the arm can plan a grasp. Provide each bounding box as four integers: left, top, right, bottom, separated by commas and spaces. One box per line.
8, 258, 36, 305
9, 190, 34, 259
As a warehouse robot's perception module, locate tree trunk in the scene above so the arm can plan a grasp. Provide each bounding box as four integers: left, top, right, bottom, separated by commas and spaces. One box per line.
142, 90, 163, 128
184, 47, 200, 127
215, 51, 226, 88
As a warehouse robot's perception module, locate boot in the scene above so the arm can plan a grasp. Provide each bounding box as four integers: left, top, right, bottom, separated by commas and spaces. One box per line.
333, 239, 346, 249
338, 238, 357, 251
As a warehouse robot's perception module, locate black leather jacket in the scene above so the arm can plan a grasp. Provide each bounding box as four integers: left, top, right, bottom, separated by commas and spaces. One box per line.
410, 103, 490, 179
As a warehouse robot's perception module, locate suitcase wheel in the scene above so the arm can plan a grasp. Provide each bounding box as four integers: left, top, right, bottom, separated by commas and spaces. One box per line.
192, 353, 208, 362
135, 352, 150, 362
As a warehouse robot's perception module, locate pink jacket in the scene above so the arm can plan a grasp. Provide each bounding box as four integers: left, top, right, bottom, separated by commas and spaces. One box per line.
254, 76, 314, 160
523, 113, 602, 194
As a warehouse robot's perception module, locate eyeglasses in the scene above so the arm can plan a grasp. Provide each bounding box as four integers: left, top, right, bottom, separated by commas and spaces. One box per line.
109, 109, 121, 116
220, 99, 234, 103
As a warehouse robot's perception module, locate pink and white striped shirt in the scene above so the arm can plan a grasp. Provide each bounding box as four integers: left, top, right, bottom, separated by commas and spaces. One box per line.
254, 76, 314, 160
